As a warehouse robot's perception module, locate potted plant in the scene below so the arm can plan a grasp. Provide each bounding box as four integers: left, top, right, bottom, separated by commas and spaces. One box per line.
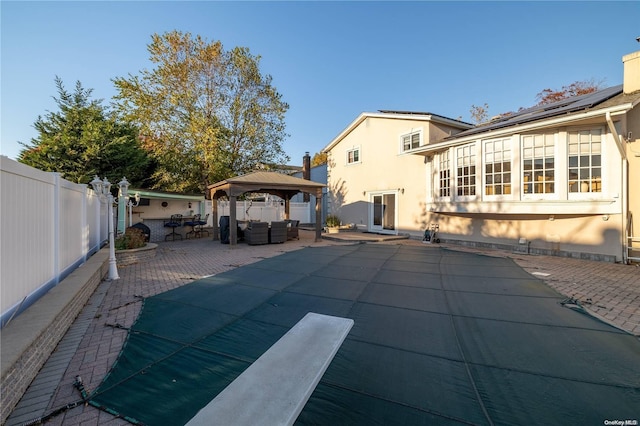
325, 214, 341, 233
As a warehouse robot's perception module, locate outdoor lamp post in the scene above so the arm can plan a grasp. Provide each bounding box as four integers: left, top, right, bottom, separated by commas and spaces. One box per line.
126, 191, 141, 228
117, 177, 130, 231
115, 177, 141, 230
91, 175, 120, 281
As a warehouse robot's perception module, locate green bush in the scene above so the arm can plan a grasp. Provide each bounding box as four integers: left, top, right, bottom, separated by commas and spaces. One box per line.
115, 228, 146, 250
326, 214, 341, 227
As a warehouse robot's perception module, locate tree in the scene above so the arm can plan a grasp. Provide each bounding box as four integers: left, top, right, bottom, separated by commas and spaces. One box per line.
470, 103, 489, 124
311, 152, 327, 166
18, 77, 152, 186
113, 31, 290, 193
536, 79, 603, 105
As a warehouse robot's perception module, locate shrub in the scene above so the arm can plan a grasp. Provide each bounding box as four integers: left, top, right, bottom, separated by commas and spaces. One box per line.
115, 228, 146, 250
326, 214, 341, 227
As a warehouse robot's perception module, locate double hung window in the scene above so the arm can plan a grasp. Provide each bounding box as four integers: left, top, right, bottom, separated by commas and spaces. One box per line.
347, 147, 360, 164
484, 138, 511, 196
402, 131, 421, 152
456, 144, 476, 196
522, 134, 555, 195
438, 150, 451, 197
568, 129, 602, 193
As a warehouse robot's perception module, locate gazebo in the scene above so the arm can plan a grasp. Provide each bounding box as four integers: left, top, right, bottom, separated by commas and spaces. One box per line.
207, 171, 326, 246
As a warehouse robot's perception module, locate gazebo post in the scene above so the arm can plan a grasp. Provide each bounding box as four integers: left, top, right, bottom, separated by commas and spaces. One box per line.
284, 197, 291, 220
230, 195, 237, 246
212, 194, 219, 241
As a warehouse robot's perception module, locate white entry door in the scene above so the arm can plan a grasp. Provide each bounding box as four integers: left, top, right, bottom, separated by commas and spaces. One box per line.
370, 192, 397, 233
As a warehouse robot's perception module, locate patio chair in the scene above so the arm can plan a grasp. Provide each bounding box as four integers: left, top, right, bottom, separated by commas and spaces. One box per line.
244, 221, 269, 245
196, 213, 210, 238
269, 221, 287, 244
184, 214, 201, 239
164, 214, 183, 241
286, 219, 300, 241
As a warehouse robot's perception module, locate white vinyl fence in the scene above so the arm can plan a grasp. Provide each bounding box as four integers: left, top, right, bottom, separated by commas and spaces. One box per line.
1, 157, 106, 328
216, 200, 312, 224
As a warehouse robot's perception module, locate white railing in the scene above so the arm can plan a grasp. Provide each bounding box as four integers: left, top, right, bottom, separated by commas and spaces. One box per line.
0, 156, 106, 328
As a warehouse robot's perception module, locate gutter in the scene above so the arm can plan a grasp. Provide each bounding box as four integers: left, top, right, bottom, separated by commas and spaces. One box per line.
606, 111, 629, 264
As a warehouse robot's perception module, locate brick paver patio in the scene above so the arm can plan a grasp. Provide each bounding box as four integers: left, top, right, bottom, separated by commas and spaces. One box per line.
6, 231, 639, 425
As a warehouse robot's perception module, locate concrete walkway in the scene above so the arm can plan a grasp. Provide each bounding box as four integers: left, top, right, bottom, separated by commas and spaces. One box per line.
5, 230, 639, 425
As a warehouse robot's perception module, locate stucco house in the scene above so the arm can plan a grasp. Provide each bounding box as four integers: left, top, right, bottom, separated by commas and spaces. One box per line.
324, 50, 640, 263
323, 111, 472, 231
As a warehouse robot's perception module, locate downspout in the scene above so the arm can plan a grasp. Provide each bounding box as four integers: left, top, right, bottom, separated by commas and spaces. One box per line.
606, 111, 628, 263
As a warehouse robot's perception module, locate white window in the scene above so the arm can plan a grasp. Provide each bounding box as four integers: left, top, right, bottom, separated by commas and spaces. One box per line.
456, 144, 477, 196
522, 133, 555, 196
568, 129, 602, 193
347, 147, 360, 164
401, 130, 421, 152
484, 138, 511, 196
438, 150, 451, 197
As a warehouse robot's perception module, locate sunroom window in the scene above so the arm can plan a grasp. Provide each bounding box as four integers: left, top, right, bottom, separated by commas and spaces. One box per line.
522, 134, 555, 195
456, 144, 476, 196
484, 138, 511, 196
568, 129, 602, 193
438, 150, 451, 197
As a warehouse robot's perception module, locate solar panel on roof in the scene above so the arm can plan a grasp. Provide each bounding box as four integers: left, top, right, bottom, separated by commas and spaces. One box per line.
450, 85, 623, 139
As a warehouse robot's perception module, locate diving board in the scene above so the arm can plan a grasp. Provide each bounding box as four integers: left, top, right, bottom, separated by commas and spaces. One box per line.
185, 312, 354, 426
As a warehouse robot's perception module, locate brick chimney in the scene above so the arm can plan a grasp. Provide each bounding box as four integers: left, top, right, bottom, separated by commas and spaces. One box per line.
623, 51, 640, 94
303, 152, 311, 202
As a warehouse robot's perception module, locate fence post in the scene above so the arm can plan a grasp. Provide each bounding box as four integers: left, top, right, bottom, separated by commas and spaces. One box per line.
53, 172, 61, 286
82, 184, 88, 261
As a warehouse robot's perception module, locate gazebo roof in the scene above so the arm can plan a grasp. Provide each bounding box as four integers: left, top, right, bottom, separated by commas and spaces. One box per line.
208, 171, 326, 198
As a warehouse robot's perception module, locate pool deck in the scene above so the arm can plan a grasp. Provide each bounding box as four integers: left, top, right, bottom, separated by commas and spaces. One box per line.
4, 229, 639, 425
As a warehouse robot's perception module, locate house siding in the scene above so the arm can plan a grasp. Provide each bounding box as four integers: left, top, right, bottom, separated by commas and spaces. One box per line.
325, 51, 639, 262
326, 115, 467, 233
420, 118, 633, 261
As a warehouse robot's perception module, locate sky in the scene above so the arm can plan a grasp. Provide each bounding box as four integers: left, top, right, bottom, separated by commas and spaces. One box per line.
2, 1, 639, 168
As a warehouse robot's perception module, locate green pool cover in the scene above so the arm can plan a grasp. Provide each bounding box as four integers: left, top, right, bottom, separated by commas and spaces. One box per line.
89, 244, 640, 425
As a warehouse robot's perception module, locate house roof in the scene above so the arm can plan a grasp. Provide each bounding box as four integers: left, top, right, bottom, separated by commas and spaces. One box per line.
377, 110, 473, 127
449, 85, 625, 139
323, 111, 473, 153
412, 85, 640, 155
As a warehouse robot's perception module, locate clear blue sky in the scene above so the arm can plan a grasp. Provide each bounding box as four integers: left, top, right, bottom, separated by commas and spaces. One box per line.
2, 1, 639, 168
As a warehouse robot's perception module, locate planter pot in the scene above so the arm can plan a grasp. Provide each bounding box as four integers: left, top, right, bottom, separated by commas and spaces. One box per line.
327, 227, 340, 234
116, 243, 158, 266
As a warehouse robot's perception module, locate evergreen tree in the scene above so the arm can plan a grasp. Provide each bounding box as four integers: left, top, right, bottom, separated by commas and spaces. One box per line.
19, 77, 153, 186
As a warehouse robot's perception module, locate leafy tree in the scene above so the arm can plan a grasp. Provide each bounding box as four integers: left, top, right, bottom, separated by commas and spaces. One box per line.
311, 152, 327, 166
470, 103, 489, 124
18, 77, 152, 186
536, 79, 603, 105
470, 80, 604, 124
113, 31, 290, 193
